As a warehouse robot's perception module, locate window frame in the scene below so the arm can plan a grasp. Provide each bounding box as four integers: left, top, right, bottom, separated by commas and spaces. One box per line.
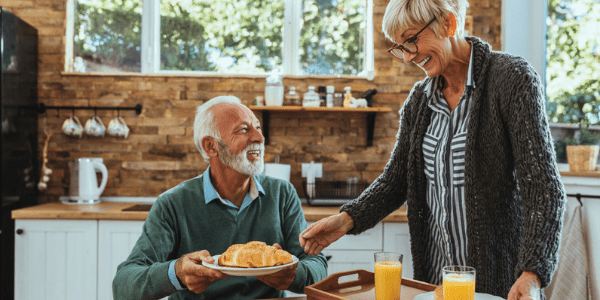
136, 0, 374, 78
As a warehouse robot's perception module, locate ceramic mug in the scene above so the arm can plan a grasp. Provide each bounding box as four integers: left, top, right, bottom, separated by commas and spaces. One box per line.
62, 116, 83, 138
108, 116, 129, 138
85, 115, 106, 137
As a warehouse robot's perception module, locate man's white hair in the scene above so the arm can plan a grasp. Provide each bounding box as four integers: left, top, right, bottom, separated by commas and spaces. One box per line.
382, 0, 469, 43
193, 95, 243, 162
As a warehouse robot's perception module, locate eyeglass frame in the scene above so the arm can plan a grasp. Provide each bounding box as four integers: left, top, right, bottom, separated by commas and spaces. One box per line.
387, 17, 437, 60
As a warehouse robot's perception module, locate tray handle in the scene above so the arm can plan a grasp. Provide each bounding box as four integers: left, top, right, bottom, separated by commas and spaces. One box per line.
309, 269, 374, 291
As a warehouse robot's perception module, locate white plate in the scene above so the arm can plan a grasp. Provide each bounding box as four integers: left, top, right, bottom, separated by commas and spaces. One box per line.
202, 254, 299, 276
414, 291, 505, 300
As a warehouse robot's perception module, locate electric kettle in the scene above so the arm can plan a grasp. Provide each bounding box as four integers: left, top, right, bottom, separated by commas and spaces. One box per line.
68, 157, 108, 204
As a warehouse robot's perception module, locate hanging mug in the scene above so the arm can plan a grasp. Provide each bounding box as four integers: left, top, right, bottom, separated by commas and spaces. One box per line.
108, 116, 129, 138
85, 115, 106, 137
62, 116, 83, 138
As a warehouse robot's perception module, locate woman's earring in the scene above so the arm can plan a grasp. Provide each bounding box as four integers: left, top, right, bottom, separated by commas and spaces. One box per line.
448, 13, 457, 37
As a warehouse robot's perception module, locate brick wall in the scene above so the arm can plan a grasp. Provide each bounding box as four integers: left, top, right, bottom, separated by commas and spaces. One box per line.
1, 0, 502, 202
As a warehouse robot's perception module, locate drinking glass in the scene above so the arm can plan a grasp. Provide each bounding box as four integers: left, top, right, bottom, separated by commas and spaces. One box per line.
374, 252, 403, 300
443, 265, 476, 300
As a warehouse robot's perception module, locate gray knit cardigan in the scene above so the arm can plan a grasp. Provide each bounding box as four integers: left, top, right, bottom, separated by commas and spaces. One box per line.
340, 36, 566, 298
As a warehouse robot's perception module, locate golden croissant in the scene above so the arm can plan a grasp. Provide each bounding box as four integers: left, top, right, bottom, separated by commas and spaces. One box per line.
218, 241, 293, 268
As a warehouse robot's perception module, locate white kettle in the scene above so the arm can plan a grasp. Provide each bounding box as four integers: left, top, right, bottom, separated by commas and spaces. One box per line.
68, 157, 108, 204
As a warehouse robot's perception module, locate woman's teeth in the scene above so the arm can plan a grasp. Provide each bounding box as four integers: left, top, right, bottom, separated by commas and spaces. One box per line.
417, 56, 431, 67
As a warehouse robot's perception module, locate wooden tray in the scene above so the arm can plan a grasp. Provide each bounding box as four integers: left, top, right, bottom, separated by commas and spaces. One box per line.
304, 269, 436, 300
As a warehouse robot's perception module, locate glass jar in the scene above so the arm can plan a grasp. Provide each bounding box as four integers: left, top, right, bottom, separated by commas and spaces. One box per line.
303, 86, 320, 107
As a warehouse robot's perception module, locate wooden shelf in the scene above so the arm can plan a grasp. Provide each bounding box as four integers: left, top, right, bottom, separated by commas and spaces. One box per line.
249, 106, 392, 146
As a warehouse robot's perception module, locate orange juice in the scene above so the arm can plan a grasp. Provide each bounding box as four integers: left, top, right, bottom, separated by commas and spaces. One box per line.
443, 273, 475, 300
374, 261, 402, 300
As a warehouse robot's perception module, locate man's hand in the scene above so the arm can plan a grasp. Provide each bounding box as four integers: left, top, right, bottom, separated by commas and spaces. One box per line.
507, 271, 541, 300
299, 212, 354, 255
255, 243, 297, 290
175, 250, 229, 294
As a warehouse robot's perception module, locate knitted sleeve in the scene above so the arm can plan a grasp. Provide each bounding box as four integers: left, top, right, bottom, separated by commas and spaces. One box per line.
340, 85, 421, 234
496, 55, 566, 287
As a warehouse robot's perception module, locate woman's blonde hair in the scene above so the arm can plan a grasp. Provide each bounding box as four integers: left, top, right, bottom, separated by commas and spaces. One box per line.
382, 0, 469, 43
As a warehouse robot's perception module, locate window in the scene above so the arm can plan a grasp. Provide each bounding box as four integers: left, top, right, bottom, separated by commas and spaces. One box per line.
545, 0, 600, 125
69, 0, 374, 78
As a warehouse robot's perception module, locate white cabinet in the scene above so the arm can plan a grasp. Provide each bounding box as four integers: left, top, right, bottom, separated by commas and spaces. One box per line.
383, 222, 413, 279
97, 220, 145, 300
14, 219, 98, 300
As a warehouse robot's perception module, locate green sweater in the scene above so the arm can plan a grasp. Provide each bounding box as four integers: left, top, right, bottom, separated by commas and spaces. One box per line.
113, 171, 328, 300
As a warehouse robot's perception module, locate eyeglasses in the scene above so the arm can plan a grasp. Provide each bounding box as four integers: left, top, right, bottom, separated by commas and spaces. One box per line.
387, 18, 436, 60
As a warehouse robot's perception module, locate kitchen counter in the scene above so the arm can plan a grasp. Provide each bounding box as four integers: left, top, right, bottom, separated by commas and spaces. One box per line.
11, 201, 408, 222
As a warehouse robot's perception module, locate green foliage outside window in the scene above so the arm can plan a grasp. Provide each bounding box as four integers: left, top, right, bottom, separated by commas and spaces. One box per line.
546, 0, 600, 125
73, 0, 366, 75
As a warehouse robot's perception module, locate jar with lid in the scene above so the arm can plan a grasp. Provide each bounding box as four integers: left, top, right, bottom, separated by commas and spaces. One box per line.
284, 86, 301, 106
265, 71, 284, 106
326, 86, 335, 108
302, 86, 320, 107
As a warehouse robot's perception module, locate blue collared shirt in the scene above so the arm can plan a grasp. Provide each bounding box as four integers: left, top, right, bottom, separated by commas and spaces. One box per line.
168, 166, 264, 289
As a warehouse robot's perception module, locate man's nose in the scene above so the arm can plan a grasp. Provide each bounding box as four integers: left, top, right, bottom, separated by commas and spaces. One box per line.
252, 126, 265, 144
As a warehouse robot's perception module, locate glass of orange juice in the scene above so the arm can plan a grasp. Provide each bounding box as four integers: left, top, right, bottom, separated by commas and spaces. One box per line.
374, 252, 403, 300
443, 265, 476, 300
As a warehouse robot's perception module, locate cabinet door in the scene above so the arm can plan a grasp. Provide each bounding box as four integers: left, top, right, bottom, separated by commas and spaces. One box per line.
322, 250, 376, 274
97, 220, 145, 300
383, 223, 413, 279
14, 219, 98, 300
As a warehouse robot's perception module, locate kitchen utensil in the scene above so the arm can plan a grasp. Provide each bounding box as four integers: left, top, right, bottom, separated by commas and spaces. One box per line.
68, 157, 108, 204
85, 115, 106, 137
62, 115, 83, 137
108, 115, 129, 138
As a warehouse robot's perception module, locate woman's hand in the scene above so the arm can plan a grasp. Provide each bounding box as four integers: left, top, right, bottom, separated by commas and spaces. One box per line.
175, 250, 229, 294
299, 212, 354, 255
507, 271, 541, 300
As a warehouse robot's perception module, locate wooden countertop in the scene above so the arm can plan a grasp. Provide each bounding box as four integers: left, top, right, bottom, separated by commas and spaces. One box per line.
12, 202, 408, 222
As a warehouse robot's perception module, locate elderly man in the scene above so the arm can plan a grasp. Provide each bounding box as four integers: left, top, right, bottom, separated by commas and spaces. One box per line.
113, 96, 327, 300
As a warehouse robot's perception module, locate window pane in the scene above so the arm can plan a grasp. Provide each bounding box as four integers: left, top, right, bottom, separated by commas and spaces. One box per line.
300, 0, 366, 76
160, 0, 284, 73
546, 0, 600, 124
74, 0, 142, 72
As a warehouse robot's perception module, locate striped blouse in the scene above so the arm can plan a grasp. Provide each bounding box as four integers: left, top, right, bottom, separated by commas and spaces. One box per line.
422, 43, 475, 285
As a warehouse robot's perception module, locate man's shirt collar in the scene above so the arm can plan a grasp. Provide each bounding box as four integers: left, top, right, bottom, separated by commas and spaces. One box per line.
202, 166, 265, 212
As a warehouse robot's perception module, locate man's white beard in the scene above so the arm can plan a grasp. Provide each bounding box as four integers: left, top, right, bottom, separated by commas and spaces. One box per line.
217, 141, 264, 176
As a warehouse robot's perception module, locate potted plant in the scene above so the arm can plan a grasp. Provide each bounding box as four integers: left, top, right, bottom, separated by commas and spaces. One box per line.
563, 126, 600, 172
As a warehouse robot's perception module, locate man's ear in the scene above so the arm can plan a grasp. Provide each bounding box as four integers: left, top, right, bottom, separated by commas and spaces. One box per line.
201, 136, 218, 157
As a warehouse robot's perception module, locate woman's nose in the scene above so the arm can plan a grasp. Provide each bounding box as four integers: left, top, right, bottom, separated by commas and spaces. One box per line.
403, 51, 417, 63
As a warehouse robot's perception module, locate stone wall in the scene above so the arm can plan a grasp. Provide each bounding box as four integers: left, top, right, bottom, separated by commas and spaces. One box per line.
1, 0, 502, 202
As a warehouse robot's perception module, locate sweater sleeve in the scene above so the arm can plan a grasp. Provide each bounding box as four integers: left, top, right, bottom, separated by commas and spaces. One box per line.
112, 198, 179, 300
340, 89, 417, 234
500, 57, 566, 287
280, 181, 328, 293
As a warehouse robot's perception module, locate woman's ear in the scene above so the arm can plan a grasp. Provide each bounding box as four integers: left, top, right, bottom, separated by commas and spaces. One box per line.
201, 136, 218, 157
446, 12, 457, 37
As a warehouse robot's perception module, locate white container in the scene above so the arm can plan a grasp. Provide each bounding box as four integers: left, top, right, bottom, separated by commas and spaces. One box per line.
263, 163, 291, 182
326, 86, 335, 108
265, 72, 284, 106
303, 86, 320, 107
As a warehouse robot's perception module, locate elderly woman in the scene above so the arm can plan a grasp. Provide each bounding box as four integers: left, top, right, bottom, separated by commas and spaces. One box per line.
299, 0, 566, 299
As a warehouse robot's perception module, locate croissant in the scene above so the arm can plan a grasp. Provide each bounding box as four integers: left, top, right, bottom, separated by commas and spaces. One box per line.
218, 241, 293, 268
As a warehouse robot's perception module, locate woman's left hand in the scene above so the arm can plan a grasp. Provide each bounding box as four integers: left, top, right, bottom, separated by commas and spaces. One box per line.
507, 271, 541, 300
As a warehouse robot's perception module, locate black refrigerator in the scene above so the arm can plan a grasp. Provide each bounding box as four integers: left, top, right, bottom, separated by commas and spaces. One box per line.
1, 7, 39, 300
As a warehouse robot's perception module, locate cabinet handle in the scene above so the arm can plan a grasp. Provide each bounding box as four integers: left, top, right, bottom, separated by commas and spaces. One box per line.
16, 229, 24, 235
